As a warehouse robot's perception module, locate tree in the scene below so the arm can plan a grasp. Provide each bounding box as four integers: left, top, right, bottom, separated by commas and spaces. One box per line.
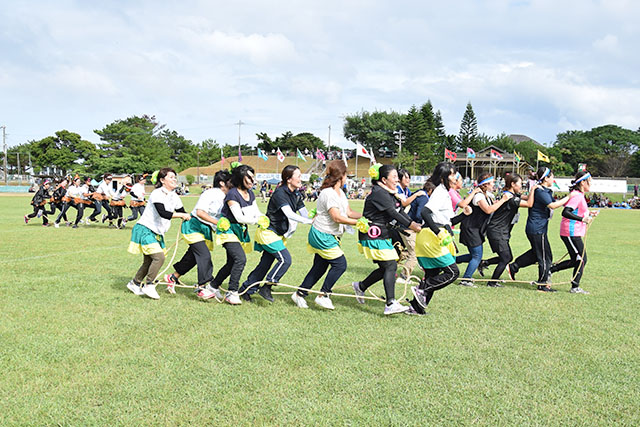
25, 130, 97, 175
401, 105, 434, 173
93, 115, 172, 175
257, 131, 325, 153
456, 102, 479, 152
343, 110, 405, 153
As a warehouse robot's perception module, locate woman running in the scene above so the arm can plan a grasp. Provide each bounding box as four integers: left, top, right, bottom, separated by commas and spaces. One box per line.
477, 173, 536, 287
395, 169, 426, 283
292, 160, 362, 310
240, 165, 313, 302
507, 167, 570, 292
549, 170, 596, 294
126, 174, 147, 223
49, 178, 69, 227
164, 170, 232, 299
408, 162, 471, 315
211, 164, 261, 305
126, 168, 190, 300
352, 164, 421, 315
456, 172, 511, 287
24, 179, 52, 226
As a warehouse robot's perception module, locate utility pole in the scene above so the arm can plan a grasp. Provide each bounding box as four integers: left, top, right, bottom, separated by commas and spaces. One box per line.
236, 120, 244, 159
17, 152, 21, 185
2, 126, 6, 185
196, 150, 200, 185
394, 130, 405, 166
328, 125, 331, 148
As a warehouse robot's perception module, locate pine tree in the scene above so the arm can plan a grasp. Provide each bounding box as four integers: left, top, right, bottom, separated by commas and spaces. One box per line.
456, 102, 479, 151
420, 100, 436, 131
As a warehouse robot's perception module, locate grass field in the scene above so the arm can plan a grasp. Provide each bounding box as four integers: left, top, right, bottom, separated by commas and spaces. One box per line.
1, 194, 639, 425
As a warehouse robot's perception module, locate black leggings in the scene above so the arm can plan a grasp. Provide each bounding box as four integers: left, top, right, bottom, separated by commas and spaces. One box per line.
550, 236, 587, 287
241, 248, 293, 295
485, 241, 513, 284
48, 202, 66, 221
173, 240, 213, 286
511, 233, 552, 284
111, 205, 124, 227
298, 254, 348, 297
212, 242, 246, 292
359, 260, 397, 304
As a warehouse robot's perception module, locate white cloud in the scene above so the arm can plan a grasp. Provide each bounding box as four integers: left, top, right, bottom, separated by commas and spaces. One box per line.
593, 34, 621, 54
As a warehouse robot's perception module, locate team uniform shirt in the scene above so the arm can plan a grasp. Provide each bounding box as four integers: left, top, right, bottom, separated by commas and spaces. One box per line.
449, 188, 462, 212
486, 191, 522, 241
560, 190, 588, 237
313, 187, 349, 236
358, 184, 412, 261
192, 187, 225, 227
137, 187, 183, 236
96, 181, 111, 197
221, 188, 257, 224
265, 185, 305, 237
66, 185, 84, 200
52, 186, 67, 202
525, 186, 555, 235
80, 184, 91, 201
426, 184, 455, 226
459, 192, 494, 247
110, 185, 127, 201
130, 183, 146, 202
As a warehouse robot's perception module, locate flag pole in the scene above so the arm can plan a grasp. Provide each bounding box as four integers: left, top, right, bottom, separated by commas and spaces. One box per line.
355, 153, 358, 179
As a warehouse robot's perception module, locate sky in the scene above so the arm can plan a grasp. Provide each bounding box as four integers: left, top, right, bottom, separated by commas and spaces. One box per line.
1, 0, 639, 150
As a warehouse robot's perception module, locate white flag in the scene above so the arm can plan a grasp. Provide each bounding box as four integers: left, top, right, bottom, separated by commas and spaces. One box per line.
276, 147, 285, 162
369, 147, 376, 163
342, 149, 348, 167
355, 142, 371, 159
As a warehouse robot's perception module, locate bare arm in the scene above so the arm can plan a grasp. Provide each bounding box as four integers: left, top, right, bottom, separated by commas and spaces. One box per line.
196, 209, 218, 225
548, 195, 570, 210
328, 207, 358, 226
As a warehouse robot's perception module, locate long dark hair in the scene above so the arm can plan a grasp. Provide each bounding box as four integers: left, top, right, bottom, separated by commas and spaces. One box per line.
321, 160, 347, 190
504, 173, 522, 191
536, 166, 552, 182
230, 165, 255, 190
428, 162, 456, 190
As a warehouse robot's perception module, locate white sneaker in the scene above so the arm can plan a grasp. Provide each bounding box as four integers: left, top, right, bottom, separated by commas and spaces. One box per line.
126, 280, 144, 296
225, 291, 242, 305
396, 276, 409, 285
383, 299, 409, 315
314, 294, 335, 310
197, 287, 216, 300
205, 284, 223, 299
141, 284, 160, 300
54, 222, 60, 228
291, 292, 308, 308
352, 282, 365, 304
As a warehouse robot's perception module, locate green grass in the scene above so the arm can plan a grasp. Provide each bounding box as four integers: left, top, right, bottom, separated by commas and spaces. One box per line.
1, 194, 639, 425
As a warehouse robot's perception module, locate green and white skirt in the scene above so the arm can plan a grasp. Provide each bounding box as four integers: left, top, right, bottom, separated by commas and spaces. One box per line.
307, 226, 343, 260
181, 217, 214, 250
128, 223, 165, 255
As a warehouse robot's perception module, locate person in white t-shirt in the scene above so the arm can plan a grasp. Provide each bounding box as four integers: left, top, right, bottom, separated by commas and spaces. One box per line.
126, 174, 147, 223
292, 160, 362, 310
164, 170, 232, 299
126, 168, 191, 300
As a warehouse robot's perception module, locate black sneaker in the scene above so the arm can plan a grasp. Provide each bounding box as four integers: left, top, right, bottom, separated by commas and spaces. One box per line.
477, 260, 489, 277
72, 224, 78, 229
537, 285, 557, 293
240, 292, 252, 302
487, 281, 503, 288
506, 264, 516, 280
258, 285, 274, 303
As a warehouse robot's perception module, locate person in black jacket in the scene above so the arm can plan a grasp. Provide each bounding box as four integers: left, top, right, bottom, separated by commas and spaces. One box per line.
455, 171, 510, 287
24, 179, 52, 226
352, 164, 421, 315
477, 173, 536, 287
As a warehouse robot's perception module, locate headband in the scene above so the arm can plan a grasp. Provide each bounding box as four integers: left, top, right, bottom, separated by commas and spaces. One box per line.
478, 176, 494, 186
574, 172, 591, 185
539, 168, 550, 182
368, 163, 382, 180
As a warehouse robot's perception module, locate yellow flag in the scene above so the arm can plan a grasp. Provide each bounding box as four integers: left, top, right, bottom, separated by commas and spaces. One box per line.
537, 150, 550, 162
